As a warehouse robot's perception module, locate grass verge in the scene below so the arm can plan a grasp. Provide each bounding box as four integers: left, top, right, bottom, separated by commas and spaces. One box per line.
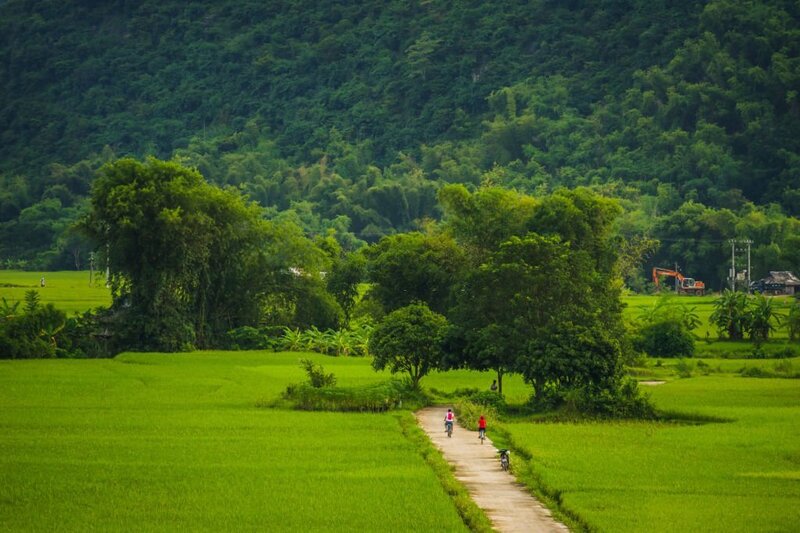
398, 412, 495, 533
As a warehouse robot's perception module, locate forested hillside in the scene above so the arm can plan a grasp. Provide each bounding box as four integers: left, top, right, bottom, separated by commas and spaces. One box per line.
1, 0, 799, 289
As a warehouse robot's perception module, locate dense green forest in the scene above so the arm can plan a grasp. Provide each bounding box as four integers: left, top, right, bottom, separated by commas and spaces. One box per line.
1, 0, 799, 289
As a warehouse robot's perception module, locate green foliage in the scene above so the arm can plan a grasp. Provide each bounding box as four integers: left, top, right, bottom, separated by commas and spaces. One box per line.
2, 0, 800, 289
0, 295, 67, 359
453, 400, 499, 431
325, 250, 366, 325
369, 302, 448, 389
675, 359, 695, 378
283, 380, 427, 412
365, 231, 465, 314
710, 290, 750, 340
788, 299, 800, 341
275, 323, 373, 356
746, 293, 781, 342
299, 358, 337, 388
23, 289, 40, 314
82, 157, 332, 352
560, 379, 656, 419
225, 326, 280, 351
634, 320, 696, 358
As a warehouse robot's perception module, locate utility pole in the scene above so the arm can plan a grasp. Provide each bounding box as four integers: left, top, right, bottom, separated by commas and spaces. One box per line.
729, 239, 754, 291
745, 239, 752, 289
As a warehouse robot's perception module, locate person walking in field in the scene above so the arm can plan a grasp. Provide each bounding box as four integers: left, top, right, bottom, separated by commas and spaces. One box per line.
478, 415, 487, 443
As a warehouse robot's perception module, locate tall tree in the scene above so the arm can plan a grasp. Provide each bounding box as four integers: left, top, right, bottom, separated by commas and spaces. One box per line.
82, 157, 326, 351
365, 230, 465, 315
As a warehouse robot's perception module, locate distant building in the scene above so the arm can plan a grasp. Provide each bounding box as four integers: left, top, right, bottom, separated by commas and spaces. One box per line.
750, 271, 800, 295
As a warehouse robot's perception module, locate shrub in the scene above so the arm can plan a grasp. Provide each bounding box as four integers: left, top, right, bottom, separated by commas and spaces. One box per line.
561, 379, 656, 419
225, 326, 278, 350
281, 379, 428, 412
741, 366, 770, 378
454, 400, 499, 430
466, 390, 506, 410
675, 359, 694, 378
773, 360, 793, 374
300, 358, 336, 388
634, 319, 695, 358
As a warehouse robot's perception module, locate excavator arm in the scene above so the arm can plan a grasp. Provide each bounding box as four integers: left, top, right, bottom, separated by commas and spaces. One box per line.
652, 267, 704, 295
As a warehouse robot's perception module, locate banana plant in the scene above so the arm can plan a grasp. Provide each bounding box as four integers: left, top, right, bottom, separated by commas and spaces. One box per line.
281, 327, 303, 351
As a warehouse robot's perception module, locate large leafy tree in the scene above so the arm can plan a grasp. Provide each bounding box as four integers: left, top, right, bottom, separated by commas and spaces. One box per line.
444, 186, 629, 404
365, 230, 465, 315
453, 234, 622, 401
369, 302, 448, 390
82, 157, 327, 351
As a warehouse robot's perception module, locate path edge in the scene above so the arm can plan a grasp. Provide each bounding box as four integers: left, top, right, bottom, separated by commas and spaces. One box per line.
396, 411, 496, 533
490, 425, 589, 532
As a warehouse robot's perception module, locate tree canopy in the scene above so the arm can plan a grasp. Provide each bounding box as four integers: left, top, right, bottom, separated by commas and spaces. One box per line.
0, 0, 798, 291
82, 157, 333, 351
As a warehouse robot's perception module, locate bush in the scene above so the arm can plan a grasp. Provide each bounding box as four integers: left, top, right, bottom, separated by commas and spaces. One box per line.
741, 366, 770, 378
300, 358, 337, 388
561, 379, 656, 419
466, 390, 506, 410
634, 319, 695, 358
675, 359, 694, 378
454, 400, 498, 430
281, 379, 428, 412
225, 326, 278, 350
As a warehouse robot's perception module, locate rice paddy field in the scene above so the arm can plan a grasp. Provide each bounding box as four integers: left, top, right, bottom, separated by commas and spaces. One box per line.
622, 293, 794, 341
0, 270, 110, 314
505, 374, 800, 532
0, 352, 468, 532
1, 272, 799, 531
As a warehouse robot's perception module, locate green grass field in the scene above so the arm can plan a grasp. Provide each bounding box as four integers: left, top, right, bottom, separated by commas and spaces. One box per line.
623, 294, 796, 357
505, 375, 800, 532
0, 270, 111, 314
2, 351, 799, 531
2, 278, 799, 531
0, 352, 469, 532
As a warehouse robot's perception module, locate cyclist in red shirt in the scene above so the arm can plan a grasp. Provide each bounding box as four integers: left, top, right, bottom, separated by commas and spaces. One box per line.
478, 415, 487, 442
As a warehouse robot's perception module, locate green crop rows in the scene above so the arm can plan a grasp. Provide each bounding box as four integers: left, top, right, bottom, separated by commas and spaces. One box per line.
0, 352, 467, 532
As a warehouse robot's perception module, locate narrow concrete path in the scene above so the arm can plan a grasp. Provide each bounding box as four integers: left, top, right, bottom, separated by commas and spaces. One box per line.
416, 407, 569, 533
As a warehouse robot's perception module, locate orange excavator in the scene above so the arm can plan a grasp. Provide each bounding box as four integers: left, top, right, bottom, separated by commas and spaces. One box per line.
652, 267, 705, 295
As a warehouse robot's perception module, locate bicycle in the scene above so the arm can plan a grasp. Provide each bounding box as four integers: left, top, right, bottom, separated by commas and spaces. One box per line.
479, 428, 486, 444
499, 449, 510, 471
445, 420, 453, 437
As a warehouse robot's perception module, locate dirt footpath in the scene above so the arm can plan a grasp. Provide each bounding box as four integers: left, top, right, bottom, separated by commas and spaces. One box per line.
416, 407, 569, 533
